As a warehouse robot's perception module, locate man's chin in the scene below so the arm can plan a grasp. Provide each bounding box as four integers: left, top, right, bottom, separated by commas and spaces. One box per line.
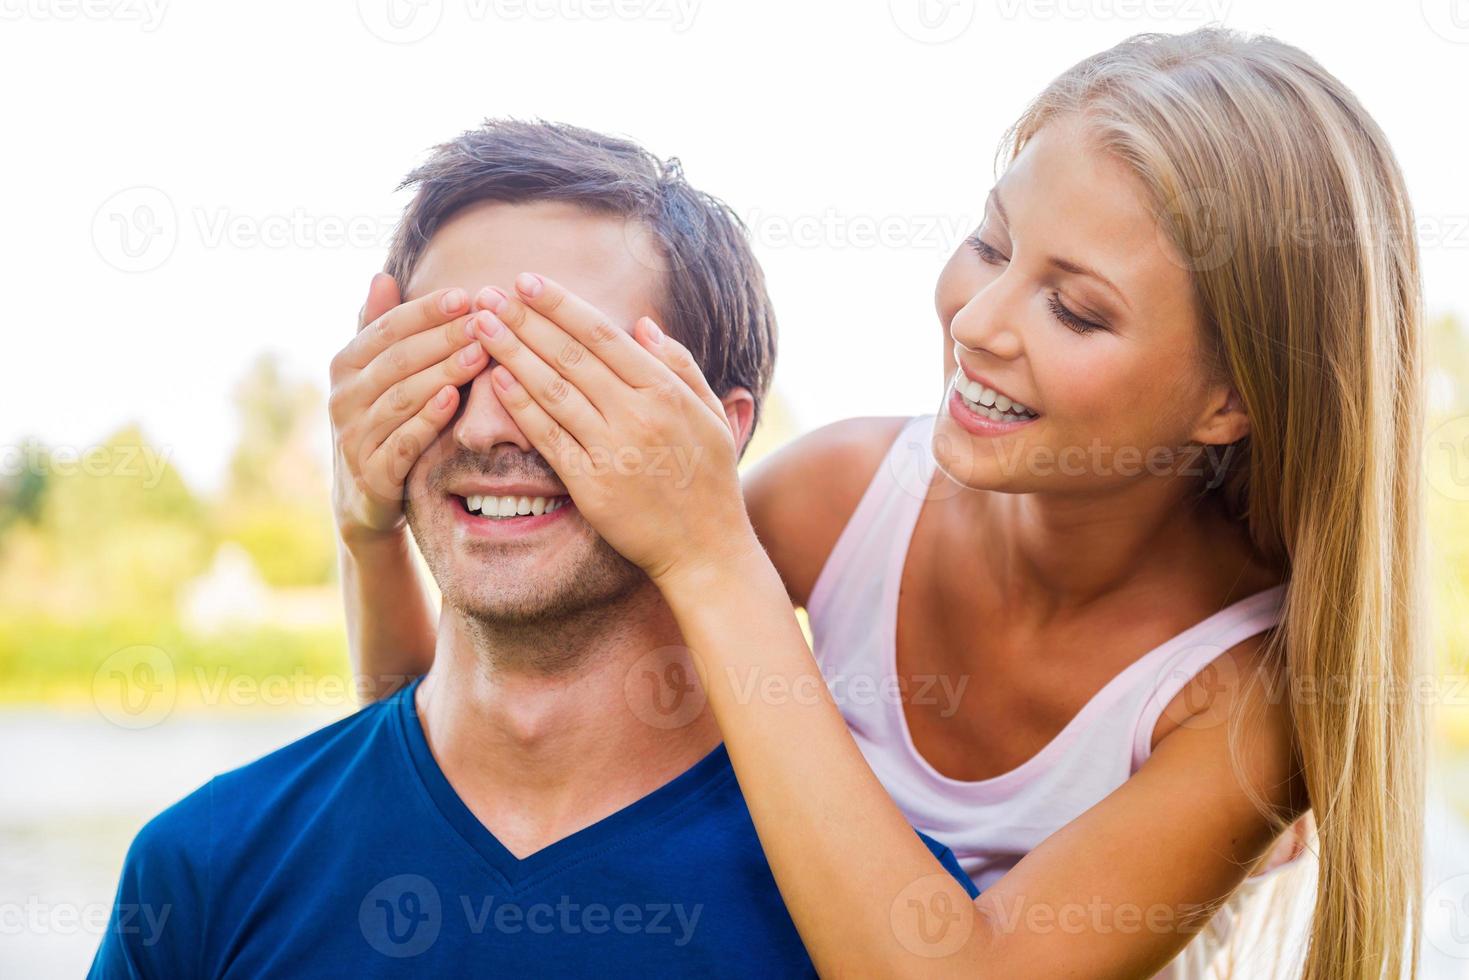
437, 545, 646, 626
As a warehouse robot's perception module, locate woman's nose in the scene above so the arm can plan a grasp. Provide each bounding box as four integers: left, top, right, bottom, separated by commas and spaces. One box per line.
949, 275, 1026, 362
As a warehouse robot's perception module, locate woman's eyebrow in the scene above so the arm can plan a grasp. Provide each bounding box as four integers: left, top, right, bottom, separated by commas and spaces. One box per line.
1048, 255, 1131, 312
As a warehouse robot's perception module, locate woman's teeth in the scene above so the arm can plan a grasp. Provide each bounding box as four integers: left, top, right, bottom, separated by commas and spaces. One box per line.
954, 372, 1038, 422
463, 494, 568, 519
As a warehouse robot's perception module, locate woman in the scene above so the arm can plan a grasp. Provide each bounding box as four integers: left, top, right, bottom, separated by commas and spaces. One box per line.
331, 29, 1424, 978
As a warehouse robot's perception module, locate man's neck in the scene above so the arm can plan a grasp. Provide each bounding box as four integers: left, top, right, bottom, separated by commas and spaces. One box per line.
415, 581, 720, 859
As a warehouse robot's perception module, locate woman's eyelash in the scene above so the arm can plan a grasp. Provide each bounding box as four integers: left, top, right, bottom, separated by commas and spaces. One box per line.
965, 234, 1006, 265
966, 234, 1106, 335
1046, 294, 1105, 335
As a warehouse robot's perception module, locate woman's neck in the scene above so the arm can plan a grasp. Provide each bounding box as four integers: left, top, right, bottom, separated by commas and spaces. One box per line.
947, 474, 1267, 622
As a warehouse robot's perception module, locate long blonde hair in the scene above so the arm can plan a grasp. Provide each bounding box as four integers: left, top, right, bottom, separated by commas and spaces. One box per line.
1004, 28, 1426, 979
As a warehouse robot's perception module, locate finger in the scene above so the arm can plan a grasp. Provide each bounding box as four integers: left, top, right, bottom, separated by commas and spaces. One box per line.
338, 286, 471, 371
633, 316, 728, 422
361, 384, 461, 502
358, 342, 486, 443
471, 310, 609, 447
356, 306, 481, 402
487, 364, 593, 485
478, 286, 626, 416
512, 272, 666, 388
358, 272, 401, 333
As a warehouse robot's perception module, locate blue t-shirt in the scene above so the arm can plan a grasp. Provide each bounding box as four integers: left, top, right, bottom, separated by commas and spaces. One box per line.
90, 678, 976, 978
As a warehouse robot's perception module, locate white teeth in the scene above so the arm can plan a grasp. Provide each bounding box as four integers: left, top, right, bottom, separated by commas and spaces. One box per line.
461, 494, 567, 518
953, 371, 1037, 421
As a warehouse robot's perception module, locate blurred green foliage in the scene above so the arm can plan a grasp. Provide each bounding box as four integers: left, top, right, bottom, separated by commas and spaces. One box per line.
0, 353, 347, 705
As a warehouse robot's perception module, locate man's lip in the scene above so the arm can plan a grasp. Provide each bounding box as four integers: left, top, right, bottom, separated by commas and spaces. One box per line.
954, 363, 1035, 412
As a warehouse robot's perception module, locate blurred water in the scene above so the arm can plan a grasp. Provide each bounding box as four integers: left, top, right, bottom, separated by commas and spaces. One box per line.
0, 708, 345, 977
2, 709, 1467, 978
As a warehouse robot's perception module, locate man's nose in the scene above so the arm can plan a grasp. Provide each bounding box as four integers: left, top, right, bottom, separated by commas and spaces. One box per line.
452, 370, 535, 456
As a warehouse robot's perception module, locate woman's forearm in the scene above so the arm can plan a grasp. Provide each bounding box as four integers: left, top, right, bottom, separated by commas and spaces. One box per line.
337, 528, 438, 701
658, 546, 983, 976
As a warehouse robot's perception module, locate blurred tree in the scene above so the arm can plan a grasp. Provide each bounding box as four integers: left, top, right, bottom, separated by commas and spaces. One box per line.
0, 425, 211, 619
0, 437, 48, 534
217, 353, 335, 587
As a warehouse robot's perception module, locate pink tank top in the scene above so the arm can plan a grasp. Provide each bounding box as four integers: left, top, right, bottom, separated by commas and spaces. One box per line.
806, 414, 1311, 976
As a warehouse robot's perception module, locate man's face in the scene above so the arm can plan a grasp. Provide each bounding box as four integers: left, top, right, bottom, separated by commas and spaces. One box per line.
402, 200, 665, 626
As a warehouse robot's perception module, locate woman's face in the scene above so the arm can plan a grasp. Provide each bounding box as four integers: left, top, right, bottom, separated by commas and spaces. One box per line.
931, 114, 1247, 495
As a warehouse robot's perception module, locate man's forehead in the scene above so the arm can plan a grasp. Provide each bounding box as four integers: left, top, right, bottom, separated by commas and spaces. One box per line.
404, 200, 663, 324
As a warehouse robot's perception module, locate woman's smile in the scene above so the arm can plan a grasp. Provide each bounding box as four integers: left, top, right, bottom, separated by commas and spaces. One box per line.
946, 367, 1041, 437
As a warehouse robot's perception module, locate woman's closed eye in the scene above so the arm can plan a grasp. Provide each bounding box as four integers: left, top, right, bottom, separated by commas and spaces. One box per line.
1047, 294, 1107, 335
965, 233, 1007, 266
967, 233, 1108, 336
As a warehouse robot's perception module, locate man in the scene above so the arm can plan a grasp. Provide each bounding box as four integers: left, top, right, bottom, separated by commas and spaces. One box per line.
89, 119, 975, 978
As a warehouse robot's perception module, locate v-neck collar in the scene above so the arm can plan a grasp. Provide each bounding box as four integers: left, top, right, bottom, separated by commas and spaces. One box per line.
392, 676, 735, 892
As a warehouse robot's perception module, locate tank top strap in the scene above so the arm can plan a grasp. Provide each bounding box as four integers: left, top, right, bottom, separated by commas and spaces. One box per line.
805, 414, 938, 625
1127, 584, 1288, 772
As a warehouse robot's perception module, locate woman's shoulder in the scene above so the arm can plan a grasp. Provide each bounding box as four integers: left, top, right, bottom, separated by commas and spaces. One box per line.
743, 415, 915, 607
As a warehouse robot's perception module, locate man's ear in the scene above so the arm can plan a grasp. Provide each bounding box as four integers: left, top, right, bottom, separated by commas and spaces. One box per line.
1190, 383, 1250, 446
719, 387, 757, 456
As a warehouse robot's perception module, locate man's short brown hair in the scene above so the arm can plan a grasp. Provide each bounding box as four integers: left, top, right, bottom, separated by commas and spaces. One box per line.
384, 118, 777, 440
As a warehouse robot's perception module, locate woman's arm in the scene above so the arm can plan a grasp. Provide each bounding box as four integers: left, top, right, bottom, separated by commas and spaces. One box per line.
336, 530, 438, 699
328, 274, 486, 698
471, 273, 1310, 976
661, 551, 1308, 975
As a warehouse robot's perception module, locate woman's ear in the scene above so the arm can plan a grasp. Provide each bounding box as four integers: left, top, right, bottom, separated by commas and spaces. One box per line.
719, 387, 757, 455
1191, 384, 1251, 446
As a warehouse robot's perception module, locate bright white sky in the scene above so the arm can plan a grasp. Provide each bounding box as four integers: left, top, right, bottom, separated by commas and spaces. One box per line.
2, 0, 1466, 492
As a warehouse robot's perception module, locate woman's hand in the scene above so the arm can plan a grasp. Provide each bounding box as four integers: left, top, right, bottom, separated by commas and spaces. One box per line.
329, 274, 488, 545
468, 272, 761, 590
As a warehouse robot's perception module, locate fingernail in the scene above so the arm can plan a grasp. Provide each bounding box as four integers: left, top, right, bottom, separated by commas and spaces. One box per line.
492, 366, 519, 391
645, 318, 664, 344
434, 386, 454, 409
474, 311, 504, 340
477, 286, 506, 313
515, 272, 543, 298
459, 343, 485, 366
442, 288, 467, 314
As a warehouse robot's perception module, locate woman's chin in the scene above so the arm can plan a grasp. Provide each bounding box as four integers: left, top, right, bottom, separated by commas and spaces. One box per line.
931, 412, 1041, 493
